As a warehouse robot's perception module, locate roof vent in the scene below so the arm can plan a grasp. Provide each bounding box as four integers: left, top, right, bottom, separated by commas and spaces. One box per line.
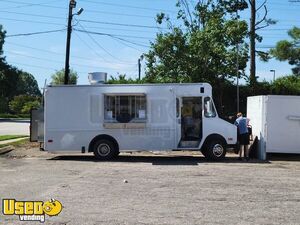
88, 72, 107, 85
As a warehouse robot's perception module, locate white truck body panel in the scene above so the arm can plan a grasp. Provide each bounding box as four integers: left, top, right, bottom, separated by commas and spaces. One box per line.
247, 95, 300, 157
44, 83, 237, 153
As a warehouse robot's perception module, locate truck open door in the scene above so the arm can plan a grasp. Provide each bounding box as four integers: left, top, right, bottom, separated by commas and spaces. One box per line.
30, 107, 44, 143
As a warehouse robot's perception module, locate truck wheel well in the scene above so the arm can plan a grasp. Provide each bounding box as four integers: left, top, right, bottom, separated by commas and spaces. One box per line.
202, 134, 227, 150
88, 135, 119, 152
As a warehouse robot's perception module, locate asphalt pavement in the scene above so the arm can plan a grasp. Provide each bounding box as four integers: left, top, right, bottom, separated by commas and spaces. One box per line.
0, 148, 299, 225
0, 119, 30, 135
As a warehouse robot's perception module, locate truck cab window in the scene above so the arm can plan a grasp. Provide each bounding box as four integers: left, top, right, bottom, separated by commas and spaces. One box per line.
104, 95, 146, 123
204, 97, 216, 118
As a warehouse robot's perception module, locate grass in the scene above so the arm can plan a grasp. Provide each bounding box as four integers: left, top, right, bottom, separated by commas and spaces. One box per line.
0, 135, 28, 141
0, 138, 29, 148
0, 113, 30, 119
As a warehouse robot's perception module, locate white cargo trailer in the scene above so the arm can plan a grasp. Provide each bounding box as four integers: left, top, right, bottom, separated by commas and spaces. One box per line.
31, 83, 237, 160
247, 95, 300, 159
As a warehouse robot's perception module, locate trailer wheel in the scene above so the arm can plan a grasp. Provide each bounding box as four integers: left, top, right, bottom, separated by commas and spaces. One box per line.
204, 139, 226, 161
93, 139, 117, 160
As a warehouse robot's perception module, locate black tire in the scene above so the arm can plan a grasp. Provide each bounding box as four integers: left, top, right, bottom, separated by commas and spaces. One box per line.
93, 139, 117, 160
203, 139, 226, 161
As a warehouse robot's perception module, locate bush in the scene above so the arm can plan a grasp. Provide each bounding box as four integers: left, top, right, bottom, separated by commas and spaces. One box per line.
271, 75, 300, 95
9, 95, 41, 114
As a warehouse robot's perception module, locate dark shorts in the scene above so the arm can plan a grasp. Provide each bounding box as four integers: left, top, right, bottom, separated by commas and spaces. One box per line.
238, 133, 250, 145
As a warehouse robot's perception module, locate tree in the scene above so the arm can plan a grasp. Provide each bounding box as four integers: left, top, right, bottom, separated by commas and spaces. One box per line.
145, 0, 249, 113
270, 27, 300, 76
9, 95, 41, 114
107, 74, 142, 84
51, 69, 78, 85
271, 75, 300, 95
146, 0, 249, 82
248, 0, 276, 86
0, 24, 5, 63
0, 24, 41, 113
16, 71, 41, 96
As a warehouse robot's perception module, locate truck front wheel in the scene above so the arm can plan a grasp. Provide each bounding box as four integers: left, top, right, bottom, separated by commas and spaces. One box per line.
203, 139, 226, 161
93, 139, 117, 160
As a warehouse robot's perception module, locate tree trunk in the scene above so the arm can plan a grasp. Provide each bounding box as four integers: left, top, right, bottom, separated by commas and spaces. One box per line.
249, 0, 256, 87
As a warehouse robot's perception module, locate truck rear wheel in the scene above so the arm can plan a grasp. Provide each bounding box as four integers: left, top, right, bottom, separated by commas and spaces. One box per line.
203, 139, 226, 161
93, 139, 117, 160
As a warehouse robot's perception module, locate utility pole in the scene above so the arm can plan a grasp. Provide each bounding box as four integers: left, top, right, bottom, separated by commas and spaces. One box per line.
138, 58, 141, 81
64, 0, 77, 85
138, 55, 143, 80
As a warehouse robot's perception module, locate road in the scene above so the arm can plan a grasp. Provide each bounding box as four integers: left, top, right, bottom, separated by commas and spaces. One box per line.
0, 147, 300, 225
0, 120, 29, 135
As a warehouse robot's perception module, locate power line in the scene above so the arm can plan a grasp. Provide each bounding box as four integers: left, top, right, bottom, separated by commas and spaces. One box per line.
109, 36, 145, 52
6, 60, 89, 74
0, 4, 158, 19
0, 16, 65, 26
73, 31, 113, 64
74, 29, 151, 48
0, 0, 65, 10
6, 29, 66, 37
6, 50, 123, 70
5, 41, 136, 65
74, 28, 154, 40
74, 28, 145, 54
83, 9, 155, 19
82, 25, 158, 34
76, 22, 134, 64
83, 0, 177, 13
0, 10, 66, 20
7, 61, 57, 70
79, 19, 166, 29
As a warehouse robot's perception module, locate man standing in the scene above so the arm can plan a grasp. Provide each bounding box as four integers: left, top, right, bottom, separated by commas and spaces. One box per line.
235, 112, 250, 161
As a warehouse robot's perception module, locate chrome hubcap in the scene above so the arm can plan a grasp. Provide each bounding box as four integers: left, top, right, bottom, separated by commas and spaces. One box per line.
212, 144, 224, 157
97, 143, 110, 156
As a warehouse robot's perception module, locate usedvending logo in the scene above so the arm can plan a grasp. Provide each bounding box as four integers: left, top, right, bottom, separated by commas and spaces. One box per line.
2, 199, 63, 223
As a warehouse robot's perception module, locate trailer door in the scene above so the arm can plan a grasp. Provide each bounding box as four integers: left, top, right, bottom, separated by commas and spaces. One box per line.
177, 97, 202, 148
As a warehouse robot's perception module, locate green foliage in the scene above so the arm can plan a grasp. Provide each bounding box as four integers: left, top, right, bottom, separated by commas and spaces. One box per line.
0, 24, 6, 62
145, 0, 249, 85
0, 63, 41, 112
9, 95, 41, 114
270, 27, 300, 75
145, 0, 249, 114
0, 97, 9, 113
0, 113, 29, 118
17, 72, 41, 96
21, 101, 40, 114
0, 137, 29, 148
0, 24, 41, 113
107, 74, 143, 84
271, 75, 300, 95
51, 69, 78, 85
0, 135, 27, 141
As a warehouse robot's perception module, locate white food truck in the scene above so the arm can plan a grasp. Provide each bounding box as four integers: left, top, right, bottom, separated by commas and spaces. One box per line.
31, 79, 237, 160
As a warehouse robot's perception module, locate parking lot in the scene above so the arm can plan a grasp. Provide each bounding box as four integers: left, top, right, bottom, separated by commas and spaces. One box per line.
0, 144, 300, 225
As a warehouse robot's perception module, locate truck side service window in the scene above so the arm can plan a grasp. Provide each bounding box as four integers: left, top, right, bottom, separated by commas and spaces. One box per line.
104, 95, 146, 123
204, 97, 216, 118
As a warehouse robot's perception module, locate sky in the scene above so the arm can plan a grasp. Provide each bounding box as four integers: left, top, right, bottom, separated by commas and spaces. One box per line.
1, 0, 300, 89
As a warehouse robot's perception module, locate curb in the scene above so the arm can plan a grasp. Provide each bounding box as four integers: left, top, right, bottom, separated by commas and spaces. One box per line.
0, 146, 15, 155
